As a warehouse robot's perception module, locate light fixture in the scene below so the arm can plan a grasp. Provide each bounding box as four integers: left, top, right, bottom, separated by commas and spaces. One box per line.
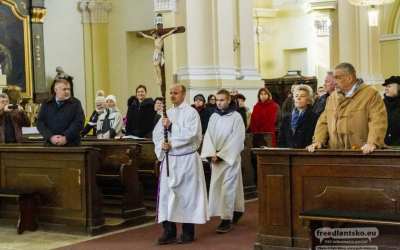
348, 0, 394, 27
368, 5, 379, 26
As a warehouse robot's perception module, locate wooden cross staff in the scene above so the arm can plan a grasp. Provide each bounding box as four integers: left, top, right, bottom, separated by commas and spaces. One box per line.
137, 15, 185, 177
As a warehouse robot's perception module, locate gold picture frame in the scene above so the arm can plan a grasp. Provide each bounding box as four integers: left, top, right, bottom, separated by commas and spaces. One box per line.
0, 0, 33, 97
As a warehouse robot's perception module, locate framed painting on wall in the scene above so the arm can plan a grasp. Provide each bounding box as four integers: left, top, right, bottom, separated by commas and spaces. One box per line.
0, 0, 32, 97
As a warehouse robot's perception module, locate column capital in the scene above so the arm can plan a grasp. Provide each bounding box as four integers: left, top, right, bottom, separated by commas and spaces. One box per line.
253, 8, 279, 18
78, 0, 112, 24
308, 0, 337, 12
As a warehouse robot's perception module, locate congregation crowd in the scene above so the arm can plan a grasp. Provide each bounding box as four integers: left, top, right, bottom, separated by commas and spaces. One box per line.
0, 62, 399, 245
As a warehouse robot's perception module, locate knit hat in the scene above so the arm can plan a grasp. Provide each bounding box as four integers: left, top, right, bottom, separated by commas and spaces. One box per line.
383, 76, 400, 86
95, 95, 106, 103
105, 95, 117, 104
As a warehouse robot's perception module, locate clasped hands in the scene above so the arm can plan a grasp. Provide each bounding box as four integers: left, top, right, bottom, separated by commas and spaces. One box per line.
306, 142, 376, 154
50, 135, 67, 146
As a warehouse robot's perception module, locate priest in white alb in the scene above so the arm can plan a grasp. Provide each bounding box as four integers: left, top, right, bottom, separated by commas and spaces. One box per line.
201, 89, 246, 233
152, 84, 208, 245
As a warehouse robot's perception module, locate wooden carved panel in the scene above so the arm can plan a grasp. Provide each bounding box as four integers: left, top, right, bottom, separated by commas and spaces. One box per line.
266, 175, 287, 226
1, 153, 85, 211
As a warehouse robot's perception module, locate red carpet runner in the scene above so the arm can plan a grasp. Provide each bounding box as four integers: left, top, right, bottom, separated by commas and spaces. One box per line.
57, 200, 258, 250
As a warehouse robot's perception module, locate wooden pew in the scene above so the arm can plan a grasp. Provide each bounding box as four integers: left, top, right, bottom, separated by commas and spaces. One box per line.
80, 140, 146, 223
23, 137, 149, 222
0, 146, 104, 235
253, 148, 400, 249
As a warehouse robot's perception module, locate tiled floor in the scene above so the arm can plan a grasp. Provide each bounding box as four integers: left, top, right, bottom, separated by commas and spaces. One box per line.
0, 225, 89, 250
0, 218, 156, 250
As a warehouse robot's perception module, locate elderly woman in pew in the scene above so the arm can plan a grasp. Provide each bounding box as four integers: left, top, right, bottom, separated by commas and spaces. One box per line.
81, 91, 107, 137
278, 85, 318, 148
97, 95, 123, 139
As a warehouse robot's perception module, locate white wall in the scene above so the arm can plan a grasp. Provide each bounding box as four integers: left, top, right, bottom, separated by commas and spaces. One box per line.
108, 0, 154, 114
43, 0, 86, 110
257, 13, 315, 78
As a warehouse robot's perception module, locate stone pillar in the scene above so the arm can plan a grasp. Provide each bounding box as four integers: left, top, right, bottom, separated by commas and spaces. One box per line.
238, 0, 261, 81
337, 1, 384, 85
31, 0, 47, 101
78, 0, 112, 112
308, 0, 337, 85
215, 0, 236, 81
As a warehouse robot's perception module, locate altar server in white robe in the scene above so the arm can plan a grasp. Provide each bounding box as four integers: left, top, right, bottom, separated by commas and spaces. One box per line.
201, 89, 246, 233
152, 84, 208, 245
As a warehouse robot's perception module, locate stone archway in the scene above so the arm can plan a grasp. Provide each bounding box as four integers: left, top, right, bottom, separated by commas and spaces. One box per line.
387, 1, 400, 34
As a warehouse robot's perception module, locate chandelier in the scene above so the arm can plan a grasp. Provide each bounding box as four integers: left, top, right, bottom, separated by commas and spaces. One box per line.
348, 0, 394, 6
348, 0, 395, 26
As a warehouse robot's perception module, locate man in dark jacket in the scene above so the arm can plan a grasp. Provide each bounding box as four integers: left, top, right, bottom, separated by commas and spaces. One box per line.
383, 76, 400, 146
312, 71, 336, 116
37, 79, 84, 146
125, 85, 155, 138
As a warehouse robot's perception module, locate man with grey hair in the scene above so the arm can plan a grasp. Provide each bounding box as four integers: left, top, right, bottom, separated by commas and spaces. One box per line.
307, 62, 387, 154
312, 71, 336, 116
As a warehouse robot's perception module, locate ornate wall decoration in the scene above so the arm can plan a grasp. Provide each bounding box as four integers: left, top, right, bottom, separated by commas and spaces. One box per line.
154, 0, 177, 13
0, 0, 33, 96
31, 7, 46, 23
78, 0, 112, 24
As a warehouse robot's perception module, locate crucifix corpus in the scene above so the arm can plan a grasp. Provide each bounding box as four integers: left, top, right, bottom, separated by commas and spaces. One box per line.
137, 14, 185, 177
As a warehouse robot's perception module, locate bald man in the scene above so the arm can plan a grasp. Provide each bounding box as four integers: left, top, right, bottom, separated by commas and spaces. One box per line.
152, 84, 208, 245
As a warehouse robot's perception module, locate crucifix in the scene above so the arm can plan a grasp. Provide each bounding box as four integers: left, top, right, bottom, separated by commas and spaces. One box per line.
137, 14, 185, 177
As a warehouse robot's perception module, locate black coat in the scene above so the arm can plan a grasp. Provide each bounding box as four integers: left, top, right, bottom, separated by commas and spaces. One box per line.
81, 110, 99, 136
278, 107, 318, 148
192, 105, 214, 134
384, 95, 400, 146
312, 93, 329, 117
37, 97, 85, 146
125, 97, 155, 138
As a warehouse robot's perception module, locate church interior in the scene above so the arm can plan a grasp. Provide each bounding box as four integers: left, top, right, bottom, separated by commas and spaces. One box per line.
0, 0, 400, 249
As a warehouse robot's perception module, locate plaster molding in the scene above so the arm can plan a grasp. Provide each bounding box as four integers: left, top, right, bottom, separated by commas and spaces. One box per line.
78, 0, 112, 24
380, 33, 400, 41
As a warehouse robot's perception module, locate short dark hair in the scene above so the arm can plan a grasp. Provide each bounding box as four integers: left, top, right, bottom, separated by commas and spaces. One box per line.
335, 62, 356, 76
236, 93, 246, 101
154, 97, 163, 103
136, 85, 147, 93
207, 94, 216, 102
51, 78, 72, 96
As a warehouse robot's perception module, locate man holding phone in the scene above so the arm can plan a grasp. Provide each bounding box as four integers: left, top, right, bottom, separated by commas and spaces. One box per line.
0, 93, 30, 143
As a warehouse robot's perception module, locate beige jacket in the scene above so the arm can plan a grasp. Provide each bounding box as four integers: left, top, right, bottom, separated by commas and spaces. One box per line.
313, 83, 387, 149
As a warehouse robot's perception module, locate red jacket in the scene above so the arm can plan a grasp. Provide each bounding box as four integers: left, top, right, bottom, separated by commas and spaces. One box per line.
249, 100, 279, 146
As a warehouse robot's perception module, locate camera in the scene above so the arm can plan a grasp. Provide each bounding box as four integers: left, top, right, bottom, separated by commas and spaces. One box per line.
7, 104, 18, 110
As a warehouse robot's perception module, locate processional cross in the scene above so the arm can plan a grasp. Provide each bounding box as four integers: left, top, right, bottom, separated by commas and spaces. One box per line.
137, 14, 185, 177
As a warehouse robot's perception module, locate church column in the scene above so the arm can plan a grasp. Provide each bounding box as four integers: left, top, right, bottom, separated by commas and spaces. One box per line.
215, 0, 236, 84
308, 0, 337, 85
337, 1, 383, 85
357, 6, 384, 84
238, 0, 261, 81
31, 0, 48, 101
78, 0, 111, 113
